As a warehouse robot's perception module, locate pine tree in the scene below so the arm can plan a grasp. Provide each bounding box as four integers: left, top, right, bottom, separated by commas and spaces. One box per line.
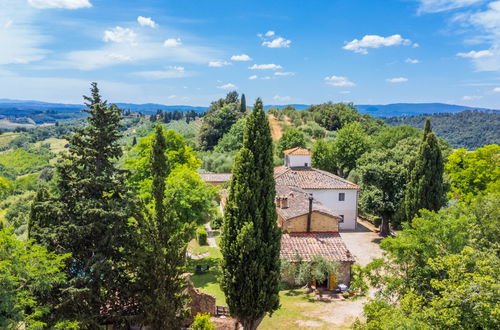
220, 98, 281, 330
403, 119, 446, 222
240, 93, 247, 113
135, 124, 192, 329
29, 83, 135, 328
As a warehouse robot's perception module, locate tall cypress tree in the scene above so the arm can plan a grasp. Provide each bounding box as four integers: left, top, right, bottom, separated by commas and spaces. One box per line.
220, 98, 281, 330
403, 119, 446, 222
135, 124, 191, 329
240, 93, 247, 113
29, 83, 135, 328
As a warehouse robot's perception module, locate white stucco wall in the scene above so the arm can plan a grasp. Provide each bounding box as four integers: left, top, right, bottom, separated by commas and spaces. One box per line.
285, 154, 312, 168
303, 189, 358, 231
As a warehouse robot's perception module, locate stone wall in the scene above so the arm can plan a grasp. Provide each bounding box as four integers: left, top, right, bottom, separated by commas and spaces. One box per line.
184, 275, 217, 323
282, 211, 339, 232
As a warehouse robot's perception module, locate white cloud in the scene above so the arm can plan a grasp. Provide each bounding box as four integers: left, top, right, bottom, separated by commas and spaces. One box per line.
457, 50, 494, 58
343, 34, 413, 54
168, 94, 176, 99
274, 72, 295, 76
493, 87, 500, 92
417, 0, 483, 14
230, 54, 252, 61
137, 16, 157, 28
259, 31, 292, 48
386, 77, 409, 83
339, 91, 351, 94
134, 66, 189, 79
163, 38, 182, 47
0, 4, 47, 65
405, 58, 420, 63
103, 27, 137, 44
217, 83, 237, 90
248, 75, 258, 80
28, 0, 92, 9
262, 37, 291, 48
273, 95, 291, 103
107, 53, 132, 62
462, 95, 483, 100
324, 76, 355, 87
261, 76, 272, 80
249, 63, 282, 70
208, 60, 231, 67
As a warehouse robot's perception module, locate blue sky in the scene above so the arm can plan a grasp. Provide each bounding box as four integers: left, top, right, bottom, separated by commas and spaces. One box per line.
1, 0, 499, 108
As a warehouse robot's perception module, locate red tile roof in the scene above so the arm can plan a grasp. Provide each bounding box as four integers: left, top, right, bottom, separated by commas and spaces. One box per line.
280, 233, 355, 262
282, 147, 312, 155
276, 186, 340, 221
274, 166, 359, 190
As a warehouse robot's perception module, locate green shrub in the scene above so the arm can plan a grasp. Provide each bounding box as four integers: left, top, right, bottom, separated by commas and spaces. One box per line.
191, 313, 215, 330
211, 214, 223, 230
197, 228, 208, 246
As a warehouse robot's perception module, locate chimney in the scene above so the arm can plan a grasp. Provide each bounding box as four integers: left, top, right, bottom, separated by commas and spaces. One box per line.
275, 196, 281, 208
281, 197, 288, 209
306, 194, 313, 232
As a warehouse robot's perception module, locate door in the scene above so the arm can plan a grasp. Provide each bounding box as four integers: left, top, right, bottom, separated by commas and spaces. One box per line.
328, 273, 336, 290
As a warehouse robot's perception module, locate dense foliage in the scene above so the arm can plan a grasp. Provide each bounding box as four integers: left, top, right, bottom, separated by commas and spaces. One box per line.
220, 98, 281, 330
383, 110, 500, 149
29, 83, 137, 327
0, 227, 71, 329
403, 119, 446, 223
133, 124, 192, 328
198, 92, 244, 150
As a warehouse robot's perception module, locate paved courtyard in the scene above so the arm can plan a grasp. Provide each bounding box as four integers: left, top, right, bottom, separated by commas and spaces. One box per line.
340, 220, 384, 267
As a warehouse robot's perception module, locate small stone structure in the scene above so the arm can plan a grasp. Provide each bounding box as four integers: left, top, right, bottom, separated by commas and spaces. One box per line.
184, 274, 217, 324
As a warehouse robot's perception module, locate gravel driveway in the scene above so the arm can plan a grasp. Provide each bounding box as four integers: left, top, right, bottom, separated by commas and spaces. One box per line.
340, 220, 384, 267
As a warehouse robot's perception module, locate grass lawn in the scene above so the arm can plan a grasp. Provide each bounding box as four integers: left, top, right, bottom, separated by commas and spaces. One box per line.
260, 290, 344, 329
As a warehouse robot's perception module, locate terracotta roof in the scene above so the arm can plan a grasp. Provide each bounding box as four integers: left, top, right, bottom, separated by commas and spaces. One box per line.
275, 186, 339, 221
274, 166, 359, 190
199, 173, 232, 183
281, 233, 355, 262
282, 147, 312, 155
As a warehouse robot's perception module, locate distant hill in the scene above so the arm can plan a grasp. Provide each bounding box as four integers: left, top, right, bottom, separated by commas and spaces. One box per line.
264, 102, 498, 117
356, 103, 498, 117
383, 110, 500, 150
0, 98, 497, 118
0, 99, 208, 115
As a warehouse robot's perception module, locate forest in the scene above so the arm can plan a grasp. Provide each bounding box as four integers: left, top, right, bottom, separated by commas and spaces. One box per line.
0, 84, 498, 329
383, 110, 500, 149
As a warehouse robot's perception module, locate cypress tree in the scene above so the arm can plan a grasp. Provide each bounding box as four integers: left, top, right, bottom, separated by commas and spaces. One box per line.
240, 93, 247, 113
29, 83, 135, 327
220, 98, 281, 330
135, 124, 191, 329
403, 118, 446, 222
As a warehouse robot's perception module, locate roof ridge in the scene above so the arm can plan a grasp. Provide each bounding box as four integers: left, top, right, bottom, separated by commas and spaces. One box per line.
312, 168, 359, 188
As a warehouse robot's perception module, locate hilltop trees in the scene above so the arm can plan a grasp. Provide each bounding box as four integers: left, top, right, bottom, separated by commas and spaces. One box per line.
276, 127, 307, 155
240, 93, 247, 113
198, 91, 242, 150
29, 83, 136, 327
403, 119, 446, 222
220, 98, 281, 330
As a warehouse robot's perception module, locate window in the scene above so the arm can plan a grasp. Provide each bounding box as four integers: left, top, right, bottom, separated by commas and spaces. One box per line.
339, 192, 345, 201
305, 162, 308, 167
339, 215, 344, 223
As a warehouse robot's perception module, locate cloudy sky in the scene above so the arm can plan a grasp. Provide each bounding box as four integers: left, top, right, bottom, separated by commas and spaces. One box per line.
1, 0, 499, 107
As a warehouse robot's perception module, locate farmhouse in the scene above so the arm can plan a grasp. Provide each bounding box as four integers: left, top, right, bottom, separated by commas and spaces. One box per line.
201, 147, 358, 287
